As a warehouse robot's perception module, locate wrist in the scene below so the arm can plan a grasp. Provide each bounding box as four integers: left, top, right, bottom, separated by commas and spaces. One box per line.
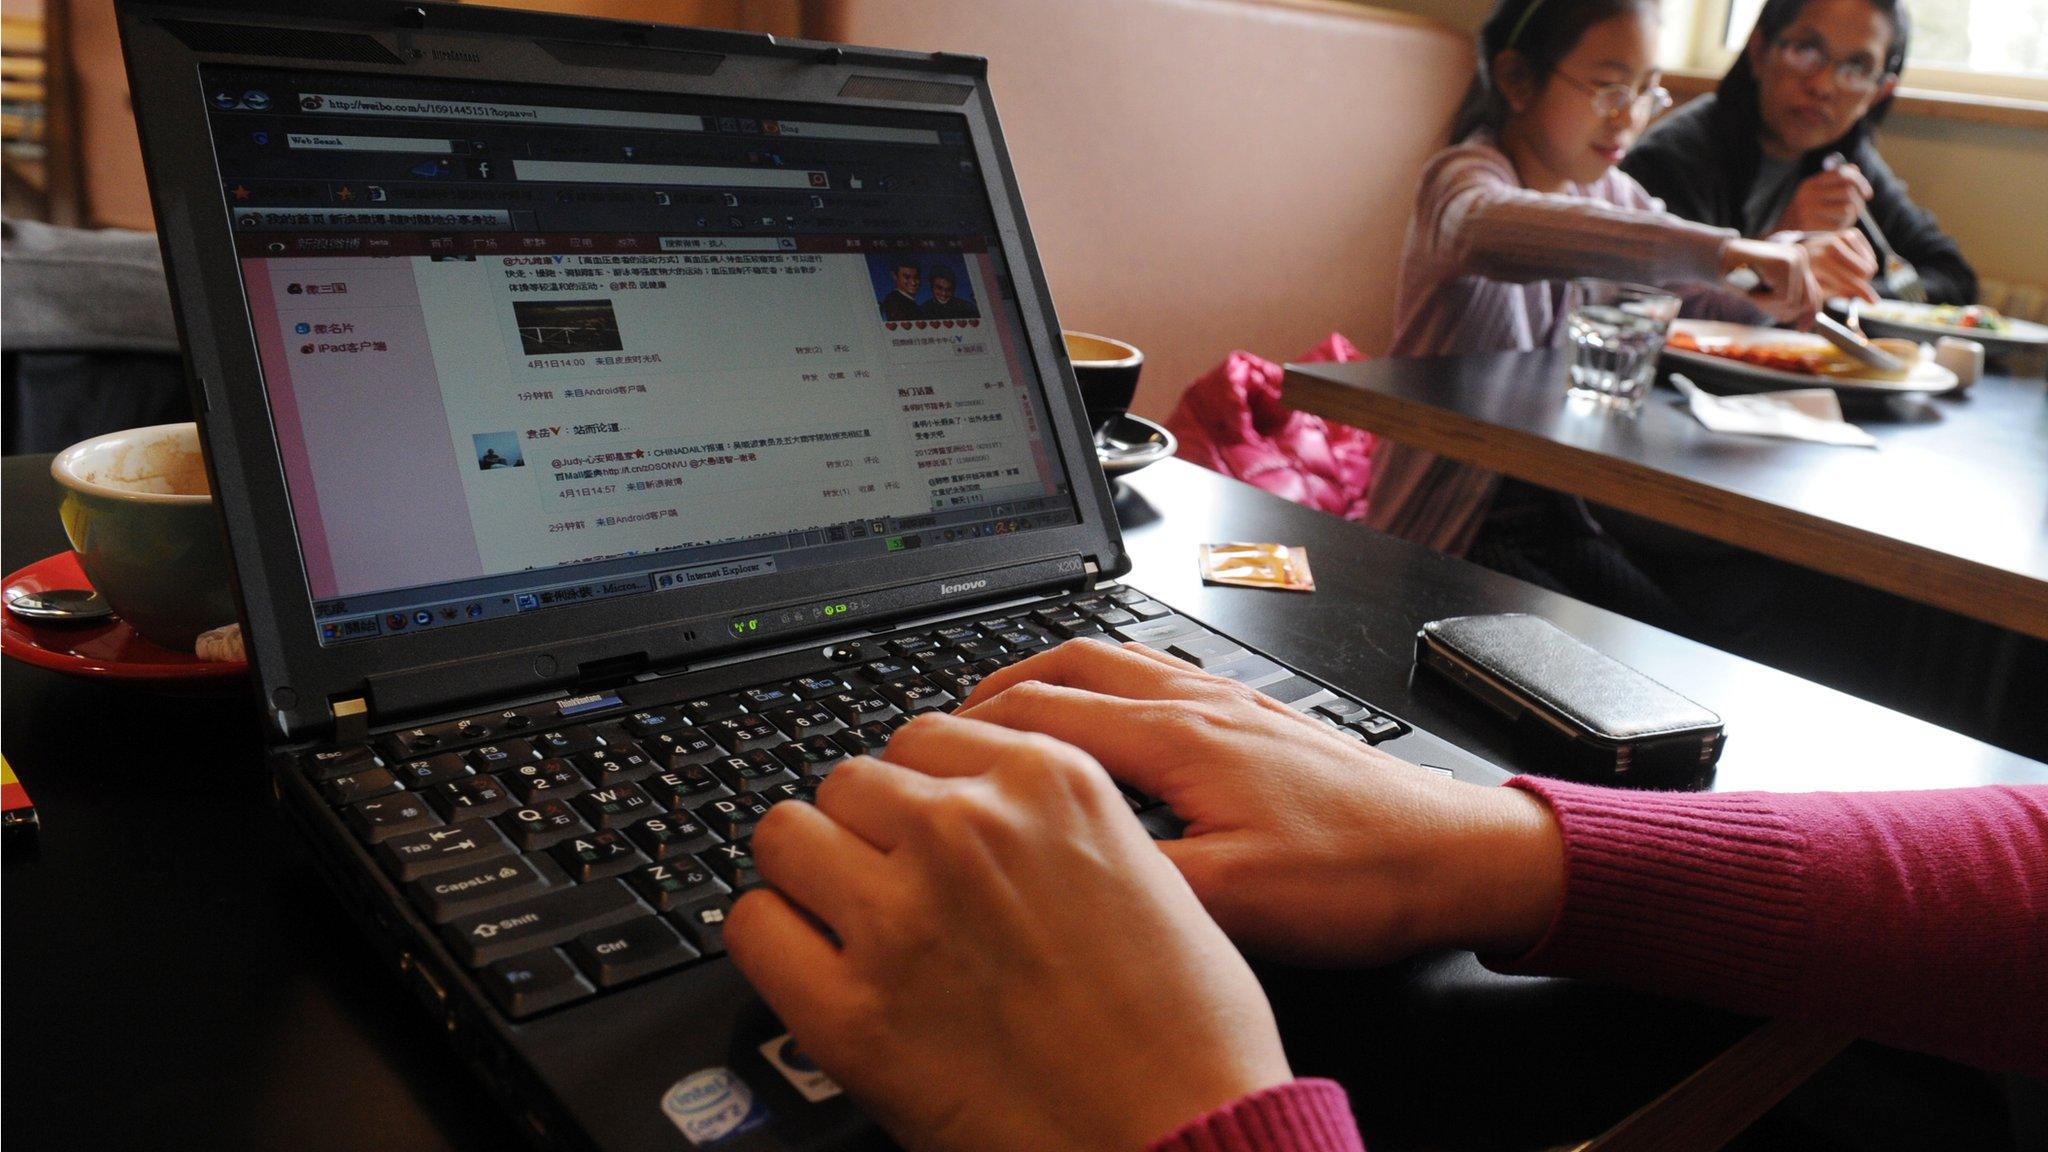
1423, 783, 1565, 957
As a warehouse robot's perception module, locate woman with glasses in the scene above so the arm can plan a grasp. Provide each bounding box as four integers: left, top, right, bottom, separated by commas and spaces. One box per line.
1623, 0, 1976, 304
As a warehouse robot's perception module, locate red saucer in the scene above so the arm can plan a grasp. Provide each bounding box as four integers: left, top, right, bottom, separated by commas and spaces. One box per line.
1, 551, 248, 684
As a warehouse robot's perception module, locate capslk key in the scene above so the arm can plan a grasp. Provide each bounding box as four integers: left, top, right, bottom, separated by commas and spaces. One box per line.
409, 854, 555, 923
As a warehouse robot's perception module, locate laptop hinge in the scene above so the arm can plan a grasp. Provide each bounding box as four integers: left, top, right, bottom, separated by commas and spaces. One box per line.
330, 695, 371, 744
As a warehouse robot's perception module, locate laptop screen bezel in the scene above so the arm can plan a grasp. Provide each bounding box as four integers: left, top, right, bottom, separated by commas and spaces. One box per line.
118, 0, 1129, 739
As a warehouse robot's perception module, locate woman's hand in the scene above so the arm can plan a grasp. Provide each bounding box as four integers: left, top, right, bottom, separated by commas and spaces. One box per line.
1777, 163, 1873, 235
1721, 236, 1823, 325
958, 641, 1566, 967
727, 711, 1292, 1152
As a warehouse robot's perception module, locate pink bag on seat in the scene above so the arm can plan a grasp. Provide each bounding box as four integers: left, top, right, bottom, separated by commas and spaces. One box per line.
1164, 334, 1375, 520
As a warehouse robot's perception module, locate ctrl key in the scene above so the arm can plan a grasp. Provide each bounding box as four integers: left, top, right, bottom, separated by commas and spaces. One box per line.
482, 948, 593, 1020
571, 917, 699, 988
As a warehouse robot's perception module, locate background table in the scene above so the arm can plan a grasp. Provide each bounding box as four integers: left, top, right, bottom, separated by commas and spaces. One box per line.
1286, 352, 2048, 642
5, 454, 2040, 1151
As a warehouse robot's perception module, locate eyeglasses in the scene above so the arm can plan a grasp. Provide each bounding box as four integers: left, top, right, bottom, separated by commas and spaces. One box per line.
1769, 36, 1890, 94
1551, 71, 1674, 121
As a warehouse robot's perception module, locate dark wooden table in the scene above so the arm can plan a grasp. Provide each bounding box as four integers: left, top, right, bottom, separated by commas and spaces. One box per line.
5, 454, 2040, 1151
1286, 351, 2048, 642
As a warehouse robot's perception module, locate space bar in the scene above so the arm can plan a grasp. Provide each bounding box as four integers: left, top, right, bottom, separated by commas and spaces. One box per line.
443, 880, 646, 967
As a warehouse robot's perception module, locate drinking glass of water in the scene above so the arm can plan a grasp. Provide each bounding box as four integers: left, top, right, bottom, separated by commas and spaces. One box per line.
1566, 279, 1681, 410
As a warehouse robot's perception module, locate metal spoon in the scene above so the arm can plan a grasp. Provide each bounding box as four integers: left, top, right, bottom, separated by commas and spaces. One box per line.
5, 587, 115, 623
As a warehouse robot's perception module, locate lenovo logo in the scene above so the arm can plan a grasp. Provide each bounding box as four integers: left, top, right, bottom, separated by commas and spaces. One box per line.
940, 580, 989, 596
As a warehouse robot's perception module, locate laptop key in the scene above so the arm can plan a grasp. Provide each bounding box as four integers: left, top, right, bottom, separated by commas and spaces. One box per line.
302, 744, 382, 781
822, 691, 895, 726
995, 627, 1051, 651
763, 703, 844, 741
630, 815, 722, 861
1106, 587, 1147, 605
1353, 715, 1409, 744
1166, 634, 1248, 669
395, 752, 474, 790
706, 838, 761, 891
482, 948, 594, 1020
573, 782, 658, 829
322, 767, 403, 808
711, 751, 799, 794
574, 745, 657, 787
792, 675, 846, 698
909, 646, 965, 671
1256, 676, 1334, 708
1092, 608, 1139, 628
466, 739, 542, 772
1122, 600, 1172, 621
693, 793, 772, 840
645, 727, 722, 769
502, 758, 588, 804
1109, 615, 1204, 645
881, 676, 953, 715
346, 794, 441, 843
860, 658, 914, 683
668, 896, 735, 957
776, 736, 847, 778
930, 667, 985, 699
429, 775, 516, 822
410, 854, 557, 923
740, 685, 796, 712
953, 637, 1007, 661
707, 715, 781, 753
533, 726, 604, 757
378, 822, 517, 883
625, 707, 691, 737
571, 916, 698, 988
644, 764, 733, 811
627, 855, 730, 911
427, 716, 498, 747
1201, 654, 1289, 688
444, 880, 646, 968
1313, 699, 1373, 725
550, 828, 647, 882
933, 625, 980, 645
498, 798, 592, 851
382, 727, 443, 759
678, 694, 744, 727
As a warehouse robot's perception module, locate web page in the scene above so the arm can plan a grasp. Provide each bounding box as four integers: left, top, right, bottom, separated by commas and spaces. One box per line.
203, 69, 1075, 645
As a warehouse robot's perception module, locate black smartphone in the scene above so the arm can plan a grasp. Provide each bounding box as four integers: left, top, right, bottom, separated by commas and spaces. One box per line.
1415, 614, 1724, 785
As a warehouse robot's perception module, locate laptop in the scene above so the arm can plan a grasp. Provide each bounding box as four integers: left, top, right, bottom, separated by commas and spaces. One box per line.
116, 2, 1506, 1147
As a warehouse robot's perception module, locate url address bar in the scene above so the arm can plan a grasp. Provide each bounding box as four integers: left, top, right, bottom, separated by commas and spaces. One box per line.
511, 159, 825, 190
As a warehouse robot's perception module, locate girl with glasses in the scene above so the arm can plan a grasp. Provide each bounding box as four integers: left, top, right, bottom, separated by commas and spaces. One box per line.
1623, 0, 1977, 305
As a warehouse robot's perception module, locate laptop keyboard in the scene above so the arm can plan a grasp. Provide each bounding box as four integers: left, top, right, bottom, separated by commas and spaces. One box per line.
294, 587, 1411, 1020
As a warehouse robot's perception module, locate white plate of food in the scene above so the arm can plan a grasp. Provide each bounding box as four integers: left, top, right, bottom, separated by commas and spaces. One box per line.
1828, 299, 2048, 354
1660, 319, 1959, 396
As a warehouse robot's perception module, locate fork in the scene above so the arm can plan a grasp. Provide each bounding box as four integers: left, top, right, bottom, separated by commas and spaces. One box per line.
1824, 153, 1927, 303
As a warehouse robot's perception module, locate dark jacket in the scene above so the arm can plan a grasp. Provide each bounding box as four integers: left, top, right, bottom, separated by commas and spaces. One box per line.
1622, 94, 1976, 305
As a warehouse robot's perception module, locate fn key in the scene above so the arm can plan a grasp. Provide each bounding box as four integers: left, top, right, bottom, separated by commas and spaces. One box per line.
482, 948, 594, 1019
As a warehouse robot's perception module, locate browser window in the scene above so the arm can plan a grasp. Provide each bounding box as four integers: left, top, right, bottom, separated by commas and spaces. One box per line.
201, 69, 1077, 646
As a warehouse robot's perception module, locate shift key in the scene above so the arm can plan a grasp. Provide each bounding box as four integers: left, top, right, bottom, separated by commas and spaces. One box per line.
444, 879, 647, 968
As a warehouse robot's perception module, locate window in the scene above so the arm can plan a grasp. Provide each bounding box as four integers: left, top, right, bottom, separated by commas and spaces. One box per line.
1680, 0, 2048, 101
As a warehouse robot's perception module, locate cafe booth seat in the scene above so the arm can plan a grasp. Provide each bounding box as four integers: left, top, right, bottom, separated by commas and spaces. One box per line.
799, 0, 1474, 420
47, 0, 1472, 427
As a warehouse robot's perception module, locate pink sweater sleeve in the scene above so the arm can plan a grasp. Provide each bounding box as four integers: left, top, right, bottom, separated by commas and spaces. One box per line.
1419, 144, 1735, 287
1501, 778, 2048, 1077
1147, 1079, 1363, 1152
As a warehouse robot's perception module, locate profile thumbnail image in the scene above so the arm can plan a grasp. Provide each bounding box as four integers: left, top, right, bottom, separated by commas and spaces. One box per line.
513, 298, 624, 355
472, 431, 526, 471
865, 252, 981, 327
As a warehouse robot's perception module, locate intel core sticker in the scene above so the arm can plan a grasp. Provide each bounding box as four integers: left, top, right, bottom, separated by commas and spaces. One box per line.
661, 1068, 770, 1146
759, 1033, 843, 1102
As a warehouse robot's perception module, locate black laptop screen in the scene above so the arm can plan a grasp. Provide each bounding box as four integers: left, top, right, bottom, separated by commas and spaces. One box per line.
198, 68, 1080, 646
